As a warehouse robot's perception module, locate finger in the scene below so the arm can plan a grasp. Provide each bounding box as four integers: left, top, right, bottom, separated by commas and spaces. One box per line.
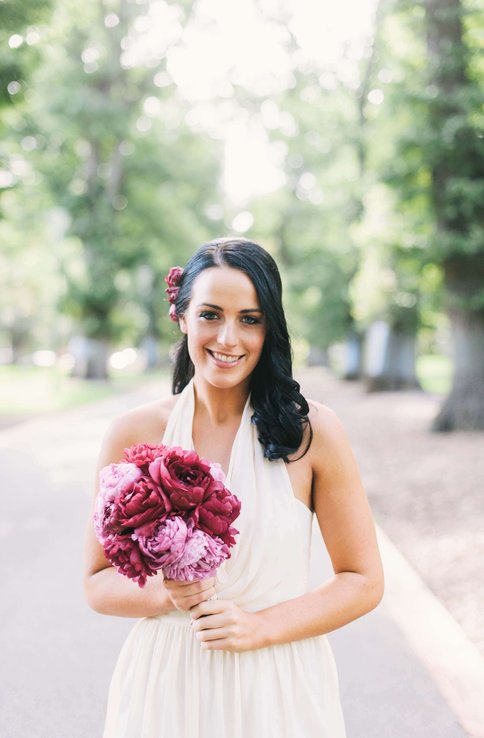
198, 577, 216, 593
199, 638, 234, 652
191, 613, 226, 632
190, 599, 227, 620
195, 626, 231, 643
164, 578, 215, 597
174, 587, 218, 611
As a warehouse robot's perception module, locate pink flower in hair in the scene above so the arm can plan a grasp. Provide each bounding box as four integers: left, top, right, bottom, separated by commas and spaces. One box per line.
165, 266, 183, 322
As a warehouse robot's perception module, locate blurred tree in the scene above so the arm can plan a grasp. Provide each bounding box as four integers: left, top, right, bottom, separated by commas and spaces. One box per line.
0, 0, 55, 359
0, 0, 51, 109
382, 0, 484, 426
346, 0, 429, 390
26, 0, 221, 378
423, 0, 484, 429
252, 1, 424, 386
251, 62, 361, 367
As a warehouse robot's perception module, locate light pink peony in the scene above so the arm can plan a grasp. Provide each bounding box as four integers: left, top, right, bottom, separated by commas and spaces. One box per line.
163, 526, 230, 581
94, 463, 143, 542
98, 462, 142, 502
136, 516, 231, 581
136, 515, 189, 567
209, 462, 226, 483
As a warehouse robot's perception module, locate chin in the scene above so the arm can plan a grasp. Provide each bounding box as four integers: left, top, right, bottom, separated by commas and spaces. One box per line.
198, 366, 253, 391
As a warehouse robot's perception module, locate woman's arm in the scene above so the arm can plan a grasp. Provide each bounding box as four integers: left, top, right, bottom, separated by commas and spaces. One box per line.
190, 402, 384, 650
84, 409, 216, 618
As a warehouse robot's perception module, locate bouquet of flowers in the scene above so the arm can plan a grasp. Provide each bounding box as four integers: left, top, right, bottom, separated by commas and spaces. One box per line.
93, 443, 241, 588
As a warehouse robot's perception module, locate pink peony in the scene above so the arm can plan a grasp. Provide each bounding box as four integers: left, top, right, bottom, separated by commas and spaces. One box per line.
165, 266, 183, 322
123, 443, 166, 470
162, 527, 231, 581
103, 534, 155, 587
98, 462, 142, 502
136, 515, 189, 567
94, 463, 143, 542
164, 266, 183, 293
209, 462, 226, 483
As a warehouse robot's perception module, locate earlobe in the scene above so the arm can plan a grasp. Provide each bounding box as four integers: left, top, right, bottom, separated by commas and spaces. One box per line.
179, 317, 187, 334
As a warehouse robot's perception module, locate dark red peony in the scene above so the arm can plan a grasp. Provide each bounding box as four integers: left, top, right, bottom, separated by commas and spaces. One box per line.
115, 477, 172, 530
149, 447, 219, 511
103, 534, 155, 587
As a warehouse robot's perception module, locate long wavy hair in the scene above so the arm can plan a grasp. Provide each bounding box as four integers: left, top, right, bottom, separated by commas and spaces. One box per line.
171, 237, 312, 462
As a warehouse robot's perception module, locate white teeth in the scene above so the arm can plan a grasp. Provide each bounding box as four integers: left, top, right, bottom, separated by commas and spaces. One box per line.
212, 351, 240, 363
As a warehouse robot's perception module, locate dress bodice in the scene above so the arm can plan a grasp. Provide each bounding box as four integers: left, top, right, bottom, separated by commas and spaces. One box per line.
162, 380, 313, 611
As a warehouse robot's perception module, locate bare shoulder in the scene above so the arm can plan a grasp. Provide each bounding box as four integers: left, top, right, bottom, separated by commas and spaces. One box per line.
99, 393, 179, 465
307, 398, 347, 442
305, 398, 356, 474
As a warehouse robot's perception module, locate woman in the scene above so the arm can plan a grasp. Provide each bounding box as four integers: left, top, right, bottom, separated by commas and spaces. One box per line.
84, 237, 384, 738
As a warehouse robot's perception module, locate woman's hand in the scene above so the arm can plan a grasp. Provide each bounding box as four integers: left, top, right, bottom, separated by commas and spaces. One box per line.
190, 599, 263, 653
163, 577, 216, 612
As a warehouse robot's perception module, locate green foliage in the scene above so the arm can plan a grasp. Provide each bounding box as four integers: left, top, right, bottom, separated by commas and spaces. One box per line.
381, 0, 484, 266
0, 0, 52, 108
250, 67, 362, 352
16, 0, 221, 347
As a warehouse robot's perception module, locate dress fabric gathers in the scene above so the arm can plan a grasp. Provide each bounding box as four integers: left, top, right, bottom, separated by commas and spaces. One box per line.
102, 380, 346, 738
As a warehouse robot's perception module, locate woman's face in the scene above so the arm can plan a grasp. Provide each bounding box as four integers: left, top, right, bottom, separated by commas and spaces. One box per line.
179, 266, 266, 392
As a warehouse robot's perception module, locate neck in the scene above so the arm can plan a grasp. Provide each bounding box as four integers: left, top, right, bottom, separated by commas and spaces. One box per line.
192, 377, 249, 424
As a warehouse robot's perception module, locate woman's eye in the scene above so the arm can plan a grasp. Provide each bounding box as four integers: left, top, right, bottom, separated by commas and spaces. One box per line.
199, 311, 219, 320
241, 316, 261, 325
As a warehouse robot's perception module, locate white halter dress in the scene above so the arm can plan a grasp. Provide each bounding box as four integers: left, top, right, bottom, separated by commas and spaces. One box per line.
102, 380, 346, 738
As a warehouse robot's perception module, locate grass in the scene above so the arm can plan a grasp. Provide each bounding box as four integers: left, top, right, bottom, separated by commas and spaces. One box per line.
416, 353, 452, 395
0, 364, 168, 418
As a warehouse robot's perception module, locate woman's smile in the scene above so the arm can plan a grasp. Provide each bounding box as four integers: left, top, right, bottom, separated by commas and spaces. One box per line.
207, 349, 245, 367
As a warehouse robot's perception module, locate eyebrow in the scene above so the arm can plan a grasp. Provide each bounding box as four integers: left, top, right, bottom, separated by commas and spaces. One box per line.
197, 302, 264, 314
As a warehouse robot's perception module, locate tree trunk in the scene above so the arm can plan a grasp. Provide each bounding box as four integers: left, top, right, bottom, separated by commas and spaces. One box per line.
141, 334, 160, 370
70, 336, 110, 380
433, 259, 484, 430
84, 338, 110, 380
432, 316, 484, 430
363, 320, 420, 391
342, 332, 363, 380
306, 345, 330, 367
424, 0, 484, 429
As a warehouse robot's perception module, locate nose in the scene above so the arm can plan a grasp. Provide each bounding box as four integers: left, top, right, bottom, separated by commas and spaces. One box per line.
217, 319, 238, 348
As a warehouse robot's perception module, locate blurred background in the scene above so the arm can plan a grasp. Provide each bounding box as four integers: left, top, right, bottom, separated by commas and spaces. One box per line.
1, 0, 484, 733
1, 0, 482, 429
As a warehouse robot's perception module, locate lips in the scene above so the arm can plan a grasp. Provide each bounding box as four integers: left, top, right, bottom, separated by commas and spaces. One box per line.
207, 349, 244, 365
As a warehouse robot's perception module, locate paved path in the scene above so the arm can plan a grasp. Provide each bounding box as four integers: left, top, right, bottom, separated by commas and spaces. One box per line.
0, 377, 478, 737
